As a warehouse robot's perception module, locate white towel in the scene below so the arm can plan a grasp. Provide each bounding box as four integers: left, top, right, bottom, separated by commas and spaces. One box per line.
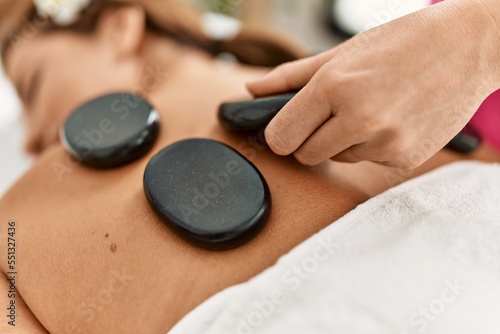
170, 161, 500, 334
0, 67, 33, 196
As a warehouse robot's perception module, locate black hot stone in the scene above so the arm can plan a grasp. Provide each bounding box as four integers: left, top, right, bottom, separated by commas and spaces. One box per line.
218, 93, 296, 132
445, 125, 482, 154
143, 139, 271, 250
61, 93, 160, 168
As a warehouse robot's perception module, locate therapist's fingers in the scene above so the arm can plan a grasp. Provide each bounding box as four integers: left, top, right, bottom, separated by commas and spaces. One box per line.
330, 144, 383, 164
247, 50, 334, 97
293, 117, 366, 166
264, 82, 333, 156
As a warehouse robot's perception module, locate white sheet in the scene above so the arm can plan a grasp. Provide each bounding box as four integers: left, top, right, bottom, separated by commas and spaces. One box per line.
0, 66, 33, 197
170, 161, 500, 334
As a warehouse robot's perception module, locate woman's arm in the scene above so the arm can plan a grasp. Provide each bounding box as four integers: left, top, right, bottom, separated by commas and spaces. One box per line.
0, 272, 48, 333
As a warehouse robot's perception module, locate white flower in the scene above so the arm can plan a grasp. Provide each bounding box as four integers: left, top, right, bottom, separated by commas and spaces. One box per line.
203, 12, 241, 41
34, 0, 92, 26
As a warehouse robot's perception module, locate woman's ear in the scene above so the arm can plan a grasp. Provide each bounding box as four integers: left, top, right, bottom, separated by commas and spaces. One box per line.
95, 5, 146, 57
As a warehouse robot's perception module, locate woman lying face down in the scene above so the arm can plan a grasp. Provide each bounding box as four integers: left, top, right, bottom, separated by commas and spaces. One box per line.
0, 1, 499, 333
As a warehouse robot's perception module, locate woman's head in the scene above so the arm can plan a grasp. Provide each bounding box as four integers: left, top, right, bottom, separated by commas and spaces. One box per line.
0, 0, 307, 153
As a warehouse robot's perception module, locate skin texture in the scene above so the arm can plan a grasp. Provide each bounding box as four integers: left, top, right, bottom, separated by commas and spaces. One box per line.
247, 0, 500, 168
1, 5, 500, 334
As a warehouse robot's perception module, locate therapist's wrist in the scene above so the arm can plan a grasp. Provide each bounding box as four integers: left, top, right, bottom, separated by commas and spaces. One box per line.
445, 0, 500, 87
476, 0, 500, 85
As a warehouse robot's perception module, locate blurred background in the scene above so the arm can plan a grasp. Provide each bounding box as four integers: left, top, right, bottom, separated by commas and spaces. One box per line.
0, 0, 430, 195
192, 0, 429, 53
194, 0, 342, 53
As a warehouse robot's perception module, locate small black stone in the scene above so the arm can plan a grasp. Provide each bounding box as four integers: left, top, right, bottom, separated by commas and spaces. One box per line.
218, 93, 296, 132
143, 139, 271, 250
61, 93, 160, 168
445, 126, 482, 154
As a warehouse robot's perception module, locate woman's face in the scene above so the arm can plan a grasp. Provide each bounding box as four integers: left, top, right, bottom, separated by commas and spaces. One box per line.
4, 18, 142, 154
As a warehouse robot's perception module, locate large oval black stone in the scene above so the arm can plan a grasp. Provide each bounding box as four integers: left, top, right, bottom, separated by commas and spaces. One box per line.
144, 139, 271, 250
61, 93, 160, 168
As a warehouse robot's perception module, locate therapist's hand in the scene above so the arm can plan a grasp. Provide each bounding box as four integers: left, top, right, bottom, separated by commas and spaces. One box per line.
247, 0, 500, 168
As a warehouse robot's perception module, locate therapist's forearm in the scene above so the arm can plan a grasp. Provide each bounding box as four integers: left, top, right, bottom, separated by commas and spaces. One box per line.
479, 0, 500, 31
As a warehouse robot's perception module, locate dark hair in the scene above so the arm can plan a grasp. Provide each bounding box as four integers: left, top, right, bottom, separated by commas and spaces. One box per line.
0, 0, 309, 66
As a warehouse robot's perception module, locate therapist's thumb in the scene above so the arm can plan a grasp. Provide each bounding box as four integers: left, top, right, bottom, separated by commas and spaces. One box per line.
247, 50, 334, 97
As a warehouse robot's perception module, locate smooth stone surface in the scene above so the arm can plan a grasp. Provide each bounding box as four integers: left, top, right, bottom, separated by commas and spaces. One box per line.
445, 126, 482, 154
144, 139, 271, 250
61, 93, 160, 168
218, 93, 296, 132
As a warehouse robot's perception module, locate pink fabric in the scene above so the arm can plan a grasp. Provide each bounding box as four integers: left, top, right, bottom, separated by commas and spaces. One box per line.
431, 0, 500, 151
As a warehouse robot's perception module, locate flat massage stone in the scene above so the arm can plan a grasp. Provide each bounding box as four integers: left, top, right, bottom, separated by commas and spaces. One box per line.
218, 93, 296, 131
219, 92, 478, 155
445, 126, 482, 154
61, 93, 160, 168
144, 139, 271, 250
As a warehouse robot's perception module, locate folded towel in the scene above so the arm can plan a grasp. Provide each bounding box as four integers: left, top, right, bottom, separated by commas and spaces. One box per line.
170, 161, 500, 334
